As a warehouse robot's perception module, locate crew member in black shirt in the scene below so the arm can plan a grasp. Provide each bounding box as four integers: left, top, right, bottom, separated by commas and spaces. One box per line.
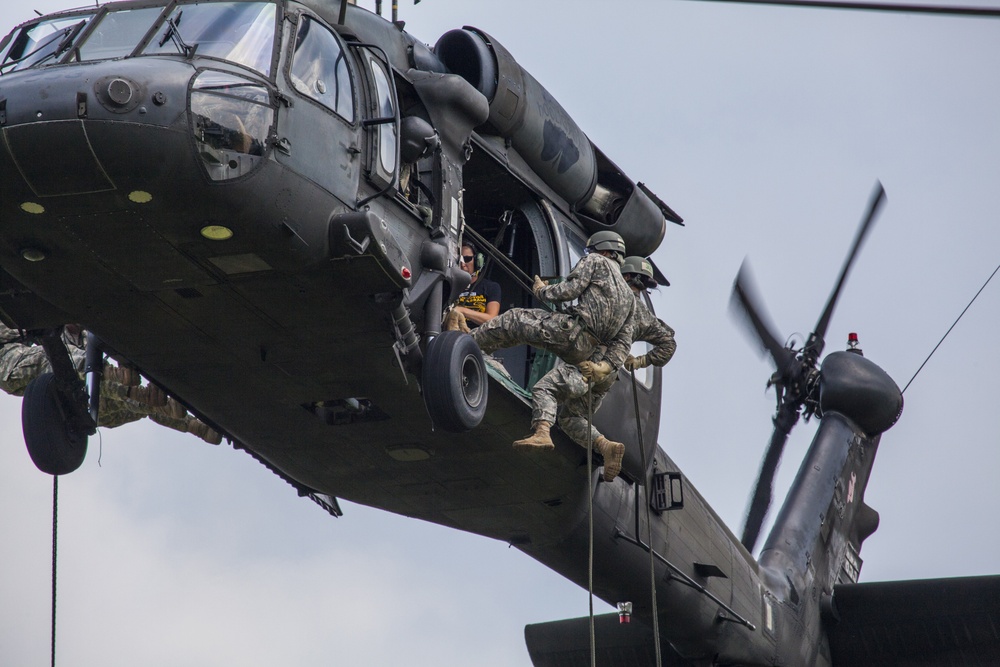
454, 241, 501, 326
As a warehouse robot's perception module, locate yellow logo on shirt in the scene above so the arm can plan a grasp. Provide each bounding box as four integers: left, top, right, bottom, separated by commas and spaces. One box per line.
457, 293, 488, 313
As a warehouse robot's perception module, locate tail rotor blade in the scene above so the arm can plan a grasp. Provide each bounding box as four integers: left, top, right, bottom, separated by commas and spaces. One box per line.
740, 404, 799, 553
731, 260, 795, 377
810, 181, 886, 356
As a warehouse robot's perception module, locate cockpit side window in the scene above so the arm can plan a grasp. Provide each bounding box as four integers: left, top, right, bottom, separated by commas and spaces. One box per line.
0, 15, 94, 73
288, 16, 354, 123
75, 7, 165, 62
142, 1, 277, 76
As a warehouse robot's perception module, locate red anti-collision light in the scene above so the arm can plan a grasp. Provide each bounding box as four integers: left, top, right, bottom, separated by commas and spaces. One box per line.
401, 267, 412, 280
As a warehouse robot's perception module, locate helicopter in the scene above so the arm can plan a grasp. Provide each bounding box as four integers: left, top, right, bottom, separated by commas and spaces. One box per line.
1, 1, 1000, 667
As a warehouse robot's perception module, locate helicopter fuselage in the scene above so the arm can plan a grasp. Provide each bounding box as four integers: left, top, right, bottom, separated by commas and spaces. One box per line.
0, 2, 905, 665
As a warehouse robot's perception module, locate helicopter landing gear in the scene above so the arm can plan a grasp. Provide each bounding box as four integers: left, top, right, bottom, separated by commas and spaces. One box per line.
22, 372, 90, 475
20, 329, 98, 476
422, 331, 487, 432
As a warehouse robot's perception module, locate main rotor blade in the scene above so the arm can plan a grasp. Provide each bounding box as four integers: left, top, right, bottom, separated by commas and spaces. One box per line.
680, 0, 1000, 18
741, 404, 800, 553
809, 181, 886, 358
730, 260, 795, 376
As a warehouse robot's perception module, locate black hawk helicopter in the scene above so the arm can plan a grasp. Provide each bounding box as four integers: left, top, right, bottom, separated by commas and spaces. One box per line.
1, 0, 998, 665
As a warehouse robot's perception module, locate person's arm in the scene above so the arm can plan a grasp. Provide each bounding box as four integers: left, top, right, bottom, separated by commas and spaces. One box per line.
644, 319, 677, 367
456, 301, 499, 326
457, 281, 501, 325
536, 254, 597, 303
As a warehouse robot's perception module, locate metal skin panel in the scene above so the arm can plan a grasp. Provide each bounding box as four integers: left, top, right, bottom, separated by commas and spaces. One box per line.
827, 575, 1000, 666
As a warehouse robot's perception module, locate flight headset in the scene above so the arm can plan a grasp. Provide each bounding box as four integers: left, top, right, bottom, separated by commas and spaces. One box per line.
464, 242, 485, 272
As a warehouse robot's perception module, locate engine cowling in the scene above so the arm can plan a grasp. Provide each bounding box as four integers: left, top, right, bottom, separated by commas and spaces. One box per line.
434, 28, 670, 257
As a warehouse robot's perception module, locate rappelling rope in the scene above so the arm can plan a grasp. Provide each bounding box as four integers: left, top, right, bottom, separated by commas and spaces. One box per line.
50, 475, 58, 667
586, 383, 596, 667
630, 369, 664, 666
902, 259, 1000, 394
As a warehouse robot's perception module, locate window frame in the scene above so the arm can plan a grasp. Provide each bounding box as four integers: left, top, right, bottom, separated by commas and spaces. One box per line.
283, 12, 356, 124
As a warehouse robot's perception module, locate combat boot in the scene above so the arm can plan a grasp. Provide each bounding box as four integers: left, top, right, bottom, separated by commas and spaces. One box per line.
149, 396, 187, 420
187, 417, 222, 445
105, 364, 140, 386
126, 383, 169, 407
443, 309, 470, 333
594, 435, 625, 482
513, 421, 554, 450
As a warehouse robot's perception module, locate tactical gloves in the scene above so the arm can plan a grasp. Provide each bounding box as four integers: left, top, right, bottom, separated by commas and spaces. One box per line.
532, 275, 548, 298
578, 360, 613, 383
624, 354, 650, 371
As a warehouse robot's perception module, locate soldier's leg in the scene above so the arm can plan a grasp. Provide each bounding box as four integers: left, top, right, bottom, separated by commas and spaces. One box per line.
471, 309, 582, 360
0, 344, 51, 396
511, 363, 574, 449
556, 376, 624, 481
469, 308, 533, 354
558, 380, 614, 448
147, 412, 222, 445
517, 364, 591, 448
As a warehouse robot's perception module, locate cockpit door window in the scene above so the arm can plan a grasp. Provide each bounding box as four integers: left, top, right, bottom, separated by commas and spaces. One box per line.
142, 1, 277, 76
288, 15, 354, 123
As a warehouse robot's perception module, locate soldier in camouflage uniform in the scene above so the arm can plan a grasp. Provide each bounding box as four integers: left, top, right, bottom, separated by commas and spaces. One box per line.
556, 256, 676, 478
0, 323, 221, 443
445, 231, 634, 477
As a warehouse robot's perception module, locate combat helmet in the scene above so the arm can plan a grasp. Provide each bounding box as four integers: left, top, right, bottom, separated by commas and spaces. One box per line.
621, 255, 659, 289
585, 230, 626, 264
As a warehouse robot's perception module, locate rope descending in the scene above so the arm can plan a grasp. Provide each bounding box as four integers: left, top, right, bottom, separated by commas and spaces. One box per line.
51, 475, 58, 667
630, 369, 664, 665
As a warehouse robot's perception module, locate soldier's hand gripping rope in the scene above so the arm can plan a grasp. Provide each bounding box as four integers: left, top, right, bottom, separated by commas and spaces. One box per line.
578, 360, 613, 383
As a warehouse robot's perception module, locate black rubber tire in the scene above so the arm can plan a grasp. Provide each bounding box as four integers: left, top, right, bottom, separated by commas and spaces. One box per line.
21, 372, 88, 475
422, 331, 488, 432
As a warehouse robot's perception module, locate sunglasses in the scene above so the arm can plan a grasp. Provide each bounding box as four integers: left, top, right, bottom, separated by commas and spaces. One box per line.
460, 255, 475, 263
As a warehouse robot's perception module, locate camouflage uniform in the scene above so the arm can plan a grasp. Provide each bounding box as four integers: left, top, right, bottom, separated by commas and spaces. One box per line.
558, 293, 676, 446
470, 252, 634, 426
0, 323, 219, 440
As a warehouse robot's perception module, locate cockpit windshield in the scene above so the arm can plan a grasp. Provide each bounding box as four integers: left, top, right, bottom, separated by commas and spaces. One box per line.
142, 2, 277, 76
0, 15, 93, 73
0, 1, 277, 77
76, 7, 165, 62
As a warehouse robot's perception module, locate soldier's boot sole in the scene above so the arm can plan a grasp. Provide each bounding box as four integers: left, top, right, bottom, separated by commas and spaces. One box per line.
596, 437, 625, 482
513, 422, 554, 450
